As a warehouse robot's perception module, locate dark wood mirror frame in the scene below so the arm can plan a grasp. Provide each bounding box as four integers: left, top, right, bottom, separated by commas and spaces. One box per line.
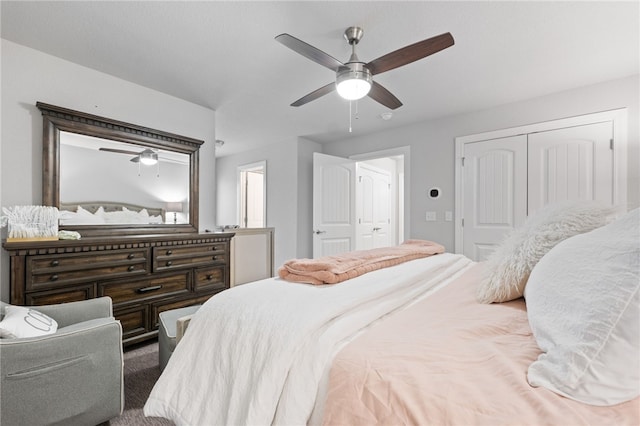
38, 102, 203, 237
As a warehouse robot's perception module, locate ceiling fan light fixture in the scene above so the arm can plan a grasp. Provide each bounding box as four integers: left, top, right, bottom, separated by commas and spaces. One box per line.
139, 149, 158, 165
336, 64, 372, 101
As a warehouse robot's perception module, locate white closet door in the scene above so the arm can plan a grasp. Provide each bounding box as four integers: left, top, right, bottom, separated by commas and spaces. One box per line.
356, 164, 391, 250
463, 135, 527, 261
528, 122, 613, 214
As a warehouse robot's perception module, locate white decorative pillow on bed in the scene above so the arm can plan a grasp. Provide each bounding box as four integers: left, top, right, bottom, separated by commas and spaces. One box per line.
524, 208, 639, 406
476, 201, 614, 303
0, 305, 58, 339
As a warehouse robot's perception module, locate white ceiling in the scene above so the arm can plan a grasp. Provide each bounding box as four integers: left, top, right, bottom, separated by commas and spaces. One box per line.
2, 1, 638, 157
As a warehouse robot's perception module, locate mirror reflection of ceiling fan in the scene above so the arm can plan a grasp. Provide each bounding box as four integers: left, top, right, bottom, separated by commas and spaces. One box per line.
276, 27, 454, 109
98, 147, 182, 165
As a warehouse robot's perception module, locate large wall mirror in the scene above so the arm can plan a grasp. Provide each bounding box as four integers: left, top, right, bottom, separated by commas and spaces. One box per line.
38, 102, 202, 236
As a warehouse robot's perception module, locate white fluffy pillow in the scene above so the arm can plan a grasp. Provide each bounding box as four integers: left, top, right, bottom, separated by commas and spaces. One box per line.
524, 208, 639, 405
476, 201, 614, 303
0, 305, 58, 339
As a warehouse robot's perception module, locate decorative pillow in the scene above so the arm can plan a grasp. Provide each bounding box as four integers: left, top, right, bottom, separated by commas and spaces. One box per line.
66, 205, 106, 224
524, 208, 639, 406
0, 305, 58, 338
476, 201, 614, 303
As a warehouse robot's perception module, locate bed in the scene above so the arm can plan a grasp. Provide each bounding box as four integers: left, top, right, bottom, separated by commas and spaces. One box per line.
59, 202, 165, 225
144, 203, 639, 425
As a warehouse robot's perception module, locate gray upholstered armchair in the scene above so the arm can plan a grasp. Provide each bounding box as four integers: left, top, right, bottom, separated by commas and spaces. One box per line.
0, 297, 124, 426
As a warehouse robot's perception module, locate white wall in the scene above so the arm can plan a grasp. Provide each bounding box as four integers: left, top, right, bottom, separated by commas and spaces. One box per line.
215, 138, 314, 268
296, 138, 322, 259
323, 75, 639, 252
0, 40, 217, 302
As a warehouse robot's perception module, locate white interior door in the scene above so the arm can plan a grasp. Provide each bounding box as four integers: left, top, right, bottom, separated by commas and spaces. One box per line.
528, 122, 613, 214
462, 135, 528, 261
313, 153, 356, 258
456, 110, 627, 258
245, 170, 264, 228
356, 164, 391, 250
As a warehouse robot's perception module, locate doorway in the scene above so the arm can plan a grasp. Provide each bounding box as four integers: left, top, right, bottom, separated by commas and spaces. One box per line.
312, 148, 407, 258
237, 161, 266, 228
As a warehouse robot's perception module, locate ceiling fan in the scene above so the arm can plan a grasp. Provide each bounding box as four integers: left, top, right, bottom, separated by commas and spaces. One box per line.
275, 27, 454, 110
99, 147, 159, 165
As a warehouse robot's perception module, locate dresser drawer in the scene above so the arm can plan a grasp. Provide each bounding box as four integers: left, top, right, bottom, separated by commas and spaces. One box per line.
153, 243, 227, 272
26, 249, 148, 290
114, 304, 149, 341
99, 272, 190, 305
25, 284, 95, 305
194, 265, 228, 292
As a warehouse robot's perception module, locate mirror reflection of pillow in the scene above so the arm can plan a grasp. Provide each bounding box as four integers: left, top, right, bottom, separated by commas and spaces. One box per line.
524, 208, 640, 406
94, 206, 106, 218
76, 205, 95, 216
58, 210, 76, 225
65, 206, 105, 224
103, 207, 152, 224
148, 215, 163, 224
104, 210, 136, 223
137, 208, 151, 222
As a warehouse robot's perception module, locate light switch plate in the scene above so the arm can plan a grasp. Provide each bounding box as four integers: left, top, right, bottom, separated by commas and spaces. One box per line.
445, 211, 453, 221
425, 211, 437, 221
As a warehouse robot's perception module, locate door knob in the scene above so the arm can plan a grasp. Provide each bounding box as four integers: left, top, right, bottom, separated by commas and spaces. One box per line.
313, 230, 326, 235
373, 227, 381, 231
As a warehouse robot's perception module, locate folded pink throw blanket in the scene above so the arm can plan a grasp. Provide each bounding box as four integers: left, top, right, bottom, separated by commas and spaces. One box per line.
278, 240, 445, 285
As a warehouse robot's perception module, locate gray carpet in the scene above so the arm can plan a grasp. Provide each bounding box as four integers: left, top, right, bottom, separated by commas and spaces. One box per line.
109, 341, 174, 425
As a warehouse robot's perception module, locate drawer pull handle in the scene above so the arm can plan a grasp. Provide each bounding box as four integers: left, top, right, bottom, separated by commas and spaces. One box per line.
50, 260, 59, 267
136, 285, 162, 294
127, 265, 135, 272
212, 256, 217, 261
127, 253, 135, 260
206, 274, 214, 280
166, 261, 173, 267
166, 250, 173, 256
50, 274, 59, 281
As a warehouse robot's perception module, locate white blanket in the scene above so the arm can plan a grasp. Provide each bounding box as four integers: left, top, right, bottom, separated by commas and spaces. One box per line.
144, 253, 473, 425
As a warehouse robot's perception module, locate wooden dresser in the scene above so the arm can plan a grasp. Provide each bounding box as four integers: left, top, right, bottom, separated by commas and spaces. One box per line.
3, 233, 234, 345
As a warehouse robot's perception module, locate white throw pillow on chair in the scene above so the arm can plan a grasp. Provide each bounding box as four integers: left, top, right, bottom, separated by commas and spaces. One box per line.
0, 305, 58, 338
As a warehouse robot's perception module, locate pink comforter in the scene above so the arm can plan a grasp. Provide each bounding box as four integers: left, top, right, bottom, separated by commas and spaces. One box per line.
278, 240, 445, 285
321, 263, 639, 425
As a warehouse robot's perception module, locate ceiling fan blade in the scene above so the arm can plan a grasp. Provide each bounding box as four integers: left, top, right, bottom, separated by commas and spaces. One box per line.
291, 83, 336, 107
275, 33, 344, 71
368, 81, 403, 110
99, 147, 140, 155
366, 32, 454, 76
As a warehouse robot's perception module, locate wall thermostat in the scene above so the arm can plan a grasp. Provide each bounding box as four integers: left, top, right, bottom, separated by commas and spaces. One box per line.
428, 187, 441, 199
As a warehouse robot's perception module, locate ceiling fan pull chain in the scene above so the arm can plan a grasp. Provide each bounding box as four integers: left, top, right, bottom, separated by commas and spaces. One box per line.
138, 160, 141, 177
349, 100, 353, 133
156, 161, 160, 178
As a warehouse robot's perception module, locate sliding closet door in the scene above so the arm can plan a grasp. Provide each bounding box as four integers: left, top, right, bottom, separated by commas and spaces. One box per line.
462, 135, 527, 261
527, 122, 613, 214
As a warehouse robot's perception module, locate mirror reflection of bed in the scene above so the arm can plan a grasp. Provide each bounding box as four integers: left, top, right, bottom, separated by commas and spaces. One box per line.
59, 202, 166, 225
59, 131, 190, 225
